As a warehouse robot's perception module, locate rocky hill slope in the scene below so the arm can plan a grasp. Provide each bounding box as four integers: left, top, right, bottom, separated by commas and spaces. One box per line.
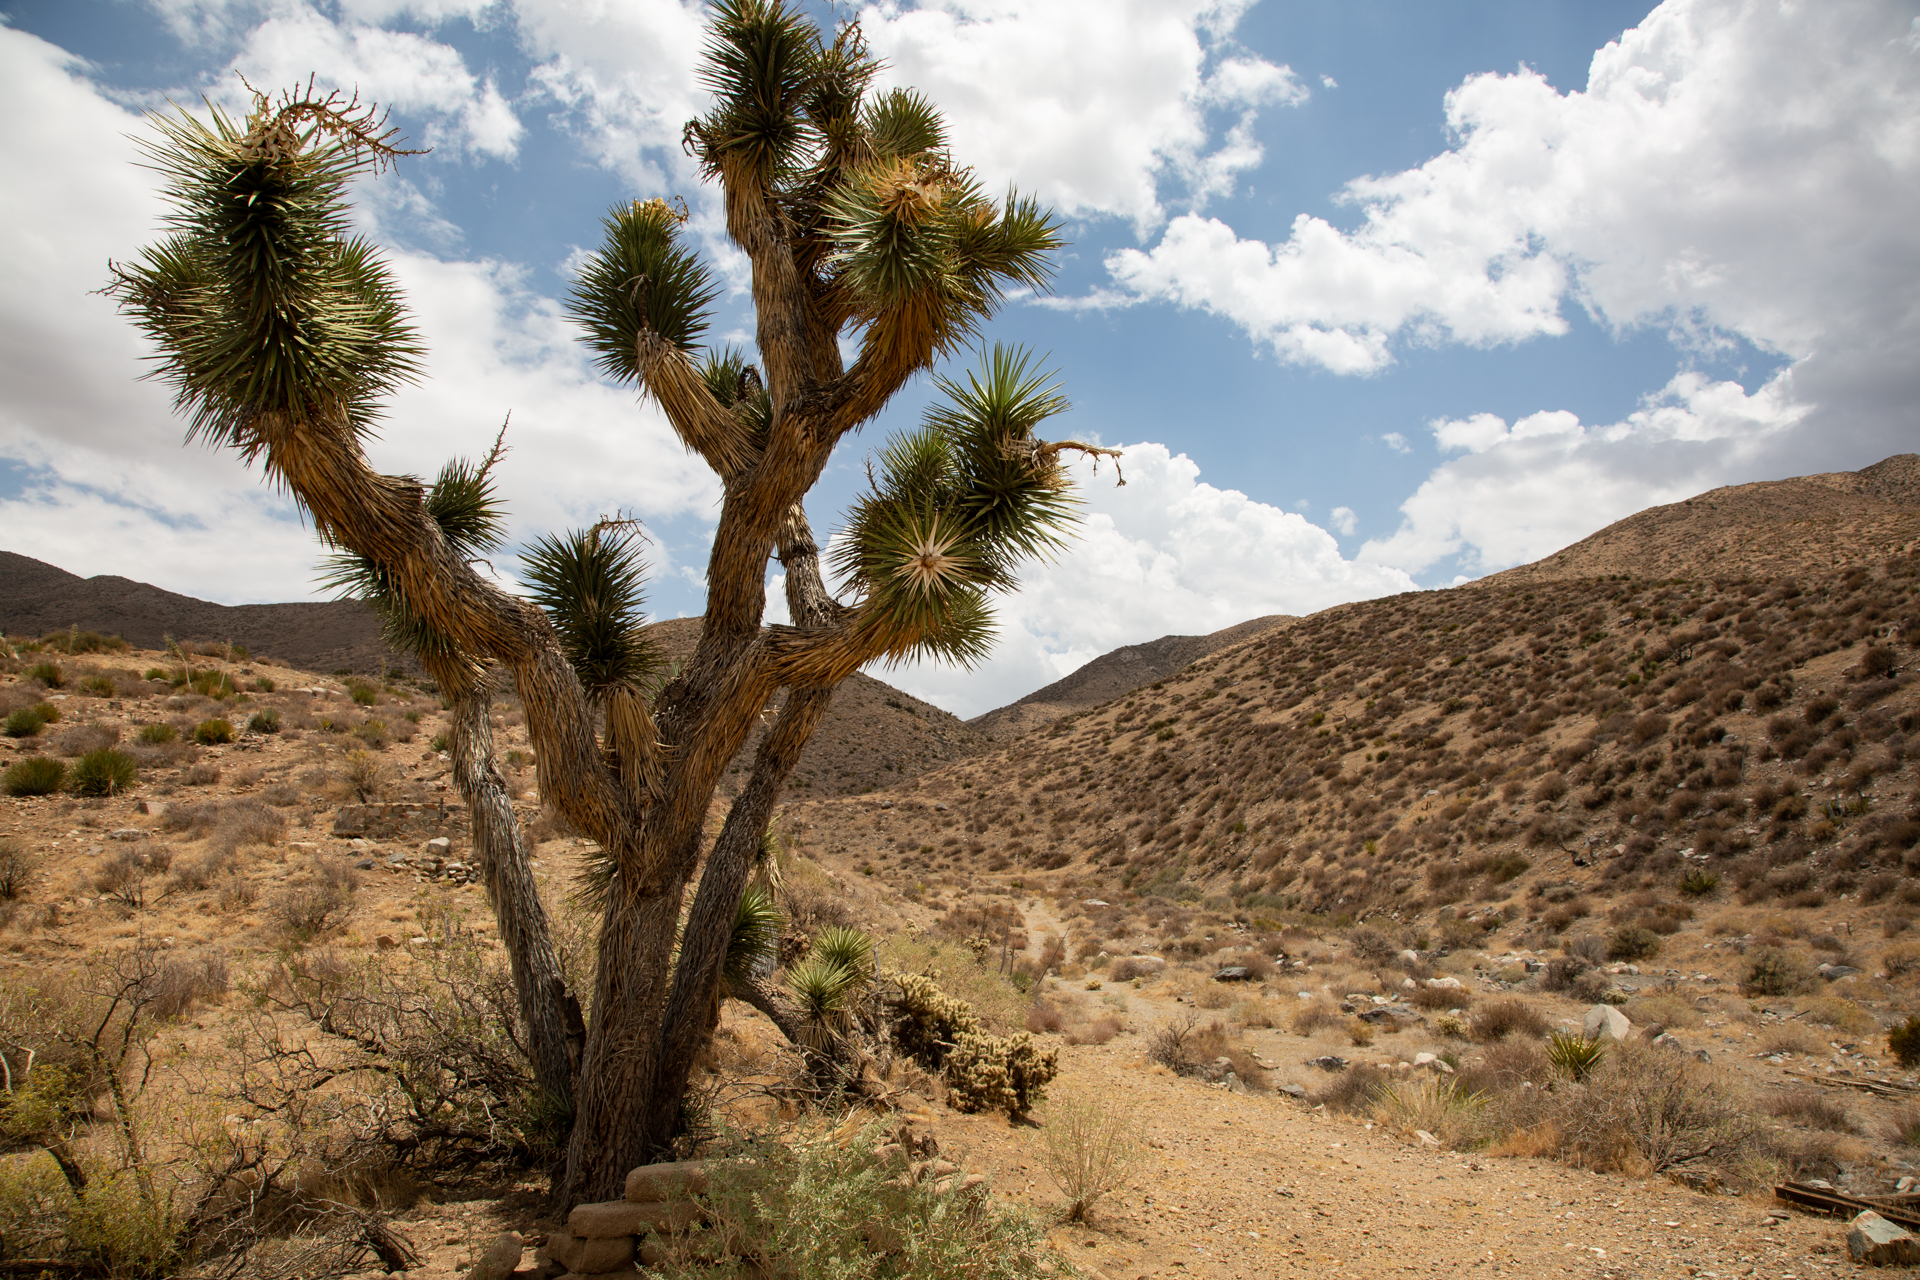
785, 457, 1920, 959
966, 614, 1289, 742
1489, 453, 1920, 586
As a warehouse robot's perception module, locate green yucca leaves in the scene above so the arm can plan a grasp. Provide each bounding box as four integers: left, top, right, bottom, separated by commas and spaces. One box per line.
521, 524, 659, 702
106, 94, 424, 460
863, 88, 946, 161
786, 952, 863, 1051
726, 883, 786, 986
811, 926, 876, 985
567, 200, 718, 385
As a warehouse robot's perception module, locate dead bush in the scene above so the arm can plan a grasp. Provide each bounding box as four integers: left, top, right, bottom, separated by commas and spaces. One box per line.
1470, 999, 1550, 1043
1289, 1002, 1343, 1036
1548, 1041, 1766, 1181
1312, 1063, 1390, 1114
1025, 1001, 1065, 1034
146, 950, 231, 1019
272, 860, 358, 941
1064, 1017, 1122, 1046
1408, 984, 1474, 1011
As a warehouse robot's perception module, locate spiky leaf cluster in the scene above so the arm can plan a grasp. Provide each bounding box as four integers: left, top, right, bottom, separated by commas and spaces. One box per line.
521, 525, 659, 703
106, 93, 424, 459
725, 884, 785, 986
568, 200, 718, 383
834, 345, 1076, 666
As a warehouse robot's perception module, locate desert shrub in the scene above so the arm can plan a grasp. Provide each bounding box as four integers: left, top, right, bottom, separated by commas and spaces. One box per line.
136, 722, 178, 744
1883, 943, 1920, 978
1744, 947, 1816, 996
1470, 999, 1550, 1043
880, 935, 1028, 1035
271, 862, 358, 942
1373, 1076, 1491, 1149
0, 841, 34, 901
1547, 1042, 1765, 1181
1564, 934, 1608, 965
1312, 1063, 1390, 1113
1408, 984, 1475, 1011
1765, 1089, 1855, 1132
78, 674, 117, 697
1431, 1010, 1470, 1038
146, 951, 231, 1020
347, 681, 378, 706
660, 1126, 1055, 1279
188, 670, 234, 699
192, 718, 234, 745
71, 748, 137, 797
1039, 1088, 1142, 1222
248, 708, 282, 734
1025, 1001, 1064, 1034
24, 661, 63, 688
1541, 957, 1590, 993
1889, 1015, 1920, 1068
1062, 1017, 1122, 1046
1459, 1038, 1550, 1095
2, 757, 65, 797
342, 749, 385, 804
1885, 1107, 1920, 1147
351, 718, 390, 749
1607, 925, 1662, 962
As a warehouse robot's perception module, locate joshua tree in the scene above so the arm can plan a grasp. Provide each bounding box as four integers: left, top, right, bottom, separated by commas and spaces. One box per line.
108, 0, 1115, 1203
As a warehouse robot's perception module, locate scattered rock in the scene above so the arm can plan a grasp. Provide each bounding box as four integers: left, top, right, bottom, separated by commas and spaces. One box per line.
353, 858, 376, 871
1651, 1032, 1686, 1052
624, 1159, 713, 1204
1307, 1056, 1348, 1072
466, 1231, 523, 1280
1847, 1210, 1920, 1265
426, 836, 453, 856
375, 934, 399, 950
1213, 966, 1252, 983
1819, 963, 1862, 981
1583, 1005, 1631, 1042
1424, 976, 1465, 991
1398, 949, 1420, 967
109, 828, 142, 842
1278, 1083, 1307, 1099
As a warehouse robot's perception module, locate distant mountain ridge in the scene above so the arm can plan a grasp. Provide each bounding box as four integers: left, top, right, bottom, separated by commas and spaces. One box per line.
0, 550, 397, 673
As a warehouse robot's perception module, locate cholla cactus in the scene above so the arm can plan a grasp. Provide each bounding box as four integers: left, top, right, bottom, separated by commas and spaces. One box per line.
945, 1030, 1058, 1120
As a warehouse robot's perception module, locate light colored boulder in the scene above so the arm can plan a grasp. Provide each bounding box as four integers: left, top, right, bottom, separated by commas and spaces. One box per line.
1848, 1210, 1920, 1265
568, 1199, 701, 1239
624, 1158, 713, 1204
465, 1231, 523, 1280
1583, 1004, 1631, 1042
541, 1230, 633, 1275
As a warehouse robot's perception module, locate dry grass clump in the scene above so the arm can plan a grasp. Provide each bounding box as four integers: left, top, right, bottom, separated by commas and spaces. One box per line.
1407, 984, 1474, 1011
1063, 1016, 1123, 1046
1764, 1089, 1855, 1133
1289, 1001, 1343, 1036
1546, 1043, 1767, 1180
1146, 1015, 1267, 1089
1754, 1025, 1827, 1058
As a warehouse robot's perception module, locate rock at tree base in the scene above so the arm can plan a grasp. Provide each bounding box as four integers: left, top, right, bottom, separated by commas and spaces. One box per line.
1583, 1004, 1631, 1042
466, 1231, 523, 1280
539, 1230, 633, 1275
1848, 1210, 1920, 1265
625, 1158, 714, 1203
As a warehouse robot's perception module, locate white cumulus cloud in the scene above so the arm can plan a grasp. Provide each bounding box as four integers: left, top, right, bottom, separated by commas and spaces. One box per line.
1328, 505, 1357, 536
861, 0, 1306, 232
882, 442, 1415, 717
1358, 369, 1808, 578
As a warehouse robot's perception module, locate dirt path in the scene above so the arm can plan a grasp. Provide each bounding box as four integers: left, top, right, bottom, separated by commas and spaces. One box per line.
931, 1033, 1850, 1280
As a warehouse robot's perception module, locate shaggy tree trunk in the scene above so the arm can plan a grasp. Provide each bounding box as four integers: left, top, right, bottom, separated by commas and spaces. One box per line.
435, 659, 578, 1112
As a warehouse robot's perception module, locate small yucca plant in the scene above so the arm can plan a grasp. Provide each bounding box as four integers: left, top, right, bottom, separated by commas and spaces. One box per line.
72, 748, 137, 798
1546, 1029, 1607, 1081
3, 757, 66, 797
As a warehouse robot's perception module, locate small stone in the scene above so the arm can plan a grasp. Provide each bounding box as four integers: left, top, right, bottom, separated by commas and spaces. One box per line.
1278, 1083, 1307, 1098
1414, 1130, 1441, 1147
466, 1231, 523, 1280
110, 828, 142, 842
426, 836, 453, 856
1213, 966, 1253, 983
1651, 1032, 1685, 1052
1819, 963, 1862, 981
1425, 976, 1464, 991
1583, 1004, 1631, 1042
408, 935, 431, 946
1848, 1210, 1920, 1265
375, 934, 399, 950
1398, 949, 1420, 967
1307, 1055, 1348, 1072
354, 858, 376, 871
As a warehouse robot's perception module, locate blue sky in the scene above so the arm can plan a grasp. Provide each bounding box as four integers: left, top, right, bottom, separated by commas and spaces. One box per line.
1, 0, 1915, 715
